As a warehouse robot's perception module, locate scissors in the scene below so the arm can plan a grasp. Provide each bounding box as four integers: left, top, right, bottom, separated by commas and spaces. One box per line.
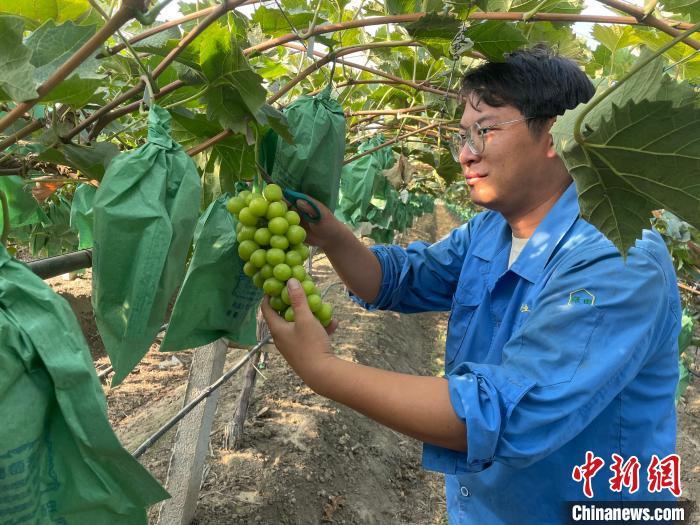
256, 161, 322, 224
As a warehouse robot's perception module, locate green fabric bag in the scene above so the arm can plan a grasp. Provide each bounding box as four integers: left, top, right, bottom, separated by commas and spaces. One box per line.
262, 87, 346, 211
92, 105, 201, 386
0, 245, 168, 524
0, 175, 47, 228
69, 184, 97, 250
161, 193, 262, 352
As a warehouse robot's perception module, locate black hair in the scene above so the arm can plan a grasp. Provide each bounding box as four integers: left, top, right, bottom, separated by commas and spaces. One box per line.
460, 44, 595, 135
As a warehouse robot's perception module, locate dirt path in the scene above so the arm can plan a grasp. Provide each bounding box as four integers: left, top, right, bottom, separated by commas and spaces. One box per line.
47, 203, 700, 524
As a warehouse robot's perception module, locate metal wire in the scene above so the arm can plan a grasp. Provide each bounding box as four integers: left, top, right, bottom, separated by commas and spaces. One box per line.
132, 334, 273, 458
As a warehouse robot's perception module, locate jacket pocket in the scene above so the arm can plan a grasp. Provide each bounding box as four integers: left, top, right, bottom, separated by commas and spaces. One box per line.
445, 297, 480, 371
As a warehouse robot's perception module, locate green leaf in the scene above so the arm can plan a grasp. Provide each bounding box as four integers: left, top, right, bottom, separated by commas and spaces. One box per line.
553, 96, 700, 257
0, 15, 38, 102
465, 21, 528, 62
254, 104, 293, 144
405, 13, 466, 59
659, 0, 699, 19
0, 0, 90, 26
590, 24, 640, 55
198, 22, 266, 134
38, 142, 119, 181
251, 6, 326, 37
24, 19, 102, 106
386, 0, 444, 14
475, 0, 583, 13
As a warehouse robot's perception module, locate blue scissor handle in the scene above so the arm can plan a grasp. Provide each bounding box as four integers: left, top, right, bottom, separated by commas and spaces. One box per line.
283, 188, 322, 224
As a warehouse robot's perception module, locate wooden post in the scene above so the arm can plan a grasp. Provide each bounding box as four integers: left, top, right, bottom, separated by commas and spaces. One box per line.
222, 311, 269, 450
157, 338, 228, 525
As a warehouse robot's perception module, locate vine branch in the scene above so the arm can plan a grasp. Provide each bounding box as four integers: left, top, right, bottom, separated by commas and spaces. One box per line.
599, 0, 700, 51
343, 123, 441, 164
0, 0, 144, 135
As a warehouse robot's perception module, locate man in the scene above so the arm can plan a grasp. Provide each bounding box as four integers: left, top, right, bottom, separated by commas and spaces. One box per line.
261, 46, 682, 523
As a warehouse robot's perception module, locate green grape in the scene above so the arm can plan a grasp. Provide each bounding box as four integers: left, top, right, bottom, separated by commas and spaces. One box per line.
286, 225, 306, 245
263, 183, 284, 202
285, 210, 301, 226
248, 197, 269, 217
250, 249, 267, 268
269, 296, 286, 312
291, 265, 306, 281
252, 272, 264, 288
307, 294, 322, 313
227, 196, 246, 215
281, 286, 291, 305
238, 240, 258, 261
266, 201, 287, 220
317, 303, 333, 326
238, 207, 258, 226
260, 263, 274, 279
268, 217, 289, 235
236, 221, 243, 233
243, 261, 257, 277
263, 277, 284, 296
266, 248, 286, 266
284, 306, 295, 322
270, 234, 289, 250
285, 250, 302, 267
238, 190, 252, 204
273, 263, 292, 281
292, 243, 310, 261
237, 225, 256, 242
253, 227, 271, 246
301, 279, 316, 296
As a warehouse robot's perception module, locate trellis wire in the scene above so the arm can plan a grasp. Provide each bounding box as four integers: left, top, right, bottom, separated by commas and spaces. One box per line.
132, 334, 272, 458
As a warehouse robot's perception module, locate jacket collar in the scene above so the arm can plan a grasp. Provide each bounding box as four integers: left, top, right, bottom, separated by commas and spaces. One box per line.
472, 182, 581, 283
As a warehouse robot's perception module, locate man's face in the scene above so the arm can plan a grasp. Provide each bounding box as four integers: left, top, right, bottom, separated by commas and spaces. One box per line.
457, 97, 556, 218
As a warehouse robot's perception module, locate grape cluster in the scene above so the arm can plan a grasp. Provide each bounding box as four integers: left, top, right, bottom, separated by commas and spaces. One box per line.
227, 184, 334, 327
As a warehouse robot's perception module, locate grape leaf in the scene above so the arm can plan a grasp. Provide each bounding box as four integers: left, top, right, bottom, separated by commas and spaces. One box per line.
465, 21, 528, 61
553, 97, 700, 257
0, 0, 90, 27
475, 0, 583, 14
198, 23, 266, 135
659, 0, 699, 19
590, 24, 640, 55
0, 15, 38, 102
405, 13, 465, 59
24, 19, 103, 106
38, 142, 119, 181
251, 6, 326, 37
385, 0, 444, 15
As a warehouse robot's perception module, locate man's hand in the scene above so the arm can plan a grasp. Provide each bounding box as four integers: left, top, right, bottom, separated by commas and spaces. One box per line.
293, 197, 344, 250
261, 278, 339, 391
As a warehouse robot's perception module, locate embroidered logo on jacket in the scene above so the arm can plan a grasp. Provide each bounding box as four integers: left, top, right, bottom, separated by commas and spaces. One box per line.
568, 288, 596, 306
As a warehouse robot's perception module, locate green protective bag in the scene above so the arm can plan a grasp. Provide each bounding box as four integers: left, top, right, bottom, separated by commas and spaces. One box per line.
0, 246, 168, 524
160, 193, 262, 352
0, 175, 47, 228
92, 105, 201, 386
262, 86, 346, 211
337, 135, 398, 227
69, 184, 97, 250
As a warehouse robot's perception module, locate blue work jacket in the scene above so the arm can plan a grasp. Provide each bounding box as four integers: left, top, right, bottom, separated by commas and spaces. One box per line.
351, 183, 681, 524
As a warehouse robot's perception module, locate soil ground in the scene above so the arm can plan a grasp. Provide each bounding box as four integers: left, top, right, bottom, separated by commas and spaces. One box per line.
46, 203, 700, 524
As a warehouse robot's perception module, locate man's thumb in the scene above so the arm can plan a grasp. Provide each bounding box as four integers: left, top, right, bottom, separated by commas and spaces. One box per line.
287, 279, 312, 319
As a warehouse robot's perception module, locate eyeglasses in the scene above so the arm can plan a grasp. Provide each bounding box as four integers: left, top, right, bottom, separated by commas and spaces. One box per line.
449, 117, 533, 161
